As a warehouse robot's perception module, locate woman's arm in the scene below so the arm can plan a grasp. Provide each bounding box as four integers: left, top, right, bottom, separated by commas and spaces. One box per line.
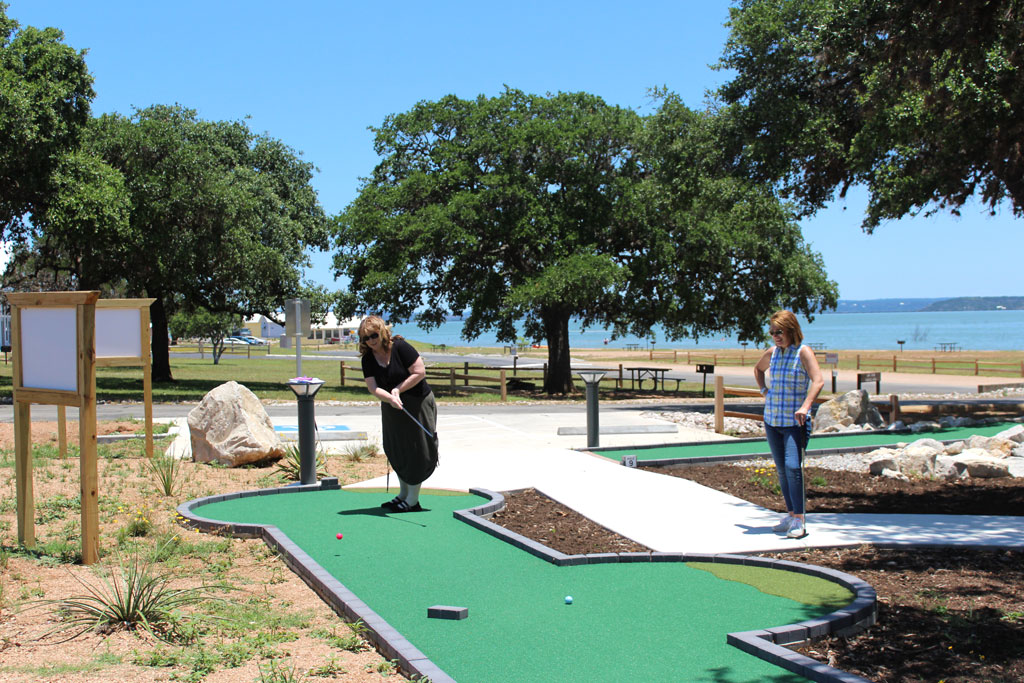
796, 346, 825, 424
393, 356, 426, 396
753, 348, 773, 395
365, 377, 402, 409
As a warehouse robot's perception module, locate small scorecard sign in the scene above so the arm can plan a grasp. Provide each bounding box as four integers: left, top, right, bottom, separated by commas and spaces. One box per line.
621, 455, 638, 468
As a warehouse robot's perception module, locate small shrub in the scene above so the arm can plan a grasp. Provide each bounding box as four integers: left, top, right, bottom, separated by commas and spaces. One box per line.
746, 466, 781, 495
342, 441, 380, 463
38, 545, 228, 642
275, 444, 327, 481
257, 658, 304, 682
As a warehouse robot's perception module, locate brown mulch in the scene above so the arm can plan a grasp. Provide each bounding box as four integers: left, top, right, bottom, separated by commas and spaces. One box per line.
648, 463, 1024, 516
493, 484, 1024, 683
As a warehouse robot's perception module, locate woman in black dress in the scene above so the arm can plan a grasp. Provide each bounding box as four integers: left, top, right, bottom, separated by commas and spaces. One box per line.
359, 316, 438, 512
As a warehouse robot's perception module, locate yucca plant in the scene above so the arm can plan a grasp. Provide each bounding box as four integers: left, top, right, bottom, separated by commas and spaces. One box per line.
40, 545, 228, 642
275, 444, 328, 481
342, 441, 381, 463
146, 454, 183, 497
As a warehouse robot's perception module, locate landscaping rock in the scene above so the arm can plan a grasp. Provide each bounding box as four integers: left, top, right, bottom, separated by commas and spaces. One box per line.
188, 381, 285, 466
948, 449, 1011, 479
963, 435, 1015, 457
813, 390, 884, 433
994, 424, 1024, 444
909, 420, 942, 433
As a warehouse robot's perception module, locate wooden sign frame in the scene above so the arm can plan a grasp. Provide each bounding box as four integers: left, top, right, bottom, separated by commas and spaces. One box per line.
94, 299, 156, 456
8, 291, 101, 564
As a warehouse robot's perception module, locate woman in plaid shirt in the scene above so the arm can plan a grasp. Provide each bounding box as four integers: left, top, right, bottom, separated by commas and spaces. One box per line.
754, 310, 824, 539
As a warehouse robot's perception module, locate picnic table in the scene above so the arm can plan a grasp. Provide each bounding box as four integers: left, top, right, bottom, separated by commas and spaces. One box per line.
624, 343, 640, 351
935, 342, 959, 352
627, 366, 668, 391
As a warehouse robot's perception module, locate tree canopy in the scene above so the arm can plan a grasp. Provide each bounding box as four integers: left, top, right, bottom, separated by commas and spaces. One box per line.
717, 0, 1024, 230
333, 88, 836, 393
12, 104, 329, 380
0, 2, 93, 239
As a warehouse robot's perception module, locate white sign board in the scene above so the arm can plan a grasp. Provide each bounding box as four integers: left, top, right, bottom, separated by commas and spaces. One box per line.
20, 307, 78, 391
621, 455, 638, 468
285, 299, 311, 336
96, 308, 142, 358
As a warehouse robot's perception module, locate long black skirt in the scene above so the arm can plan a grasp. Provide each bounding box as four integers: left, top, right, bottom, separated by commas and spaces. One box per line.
380, 391, 439, 485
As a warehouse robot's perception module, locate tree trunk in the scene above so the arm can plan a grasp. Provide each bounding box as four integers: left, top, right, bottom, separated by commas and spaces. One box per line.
150, 295, 174, 382
542, 310, 576, 394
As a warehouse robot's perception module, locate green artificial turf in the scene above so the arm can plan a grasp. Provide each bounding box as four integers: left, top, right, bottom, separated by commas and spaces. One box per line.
597, 422, 1018, 462
196, 489, 840, 682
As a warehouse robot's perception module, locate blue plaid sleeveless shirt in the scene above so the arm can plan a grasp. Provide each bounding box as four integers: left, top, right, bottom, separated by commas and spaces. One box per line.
764, 344, 809, 428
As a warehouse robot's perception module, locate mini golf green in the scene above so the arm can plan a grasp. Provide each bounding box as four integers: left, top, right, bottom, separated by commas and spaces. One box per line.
596, 422, 1018, 462
193, 489, 853, 682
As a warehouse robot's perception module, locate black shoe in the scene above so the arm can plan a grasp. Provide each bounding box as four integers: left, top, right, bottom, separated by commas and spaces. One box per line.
392, 500, 422, 513
381, 497, 402, 509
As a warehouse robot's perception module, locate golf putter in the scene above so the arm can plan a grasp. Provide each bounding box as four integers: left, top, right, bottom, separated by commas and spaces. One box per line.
401, 406, 434, 439
799, 416, 812, 535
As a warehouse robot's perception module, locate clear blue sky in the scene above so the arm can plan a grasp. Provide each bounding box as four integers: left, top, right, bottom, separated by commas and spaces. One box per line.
11, 0, 1021, 300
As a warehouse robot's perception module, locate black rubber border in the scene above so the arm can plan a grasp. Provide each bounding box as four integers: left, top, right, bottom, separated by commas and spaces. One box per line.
178, 482, 878, 683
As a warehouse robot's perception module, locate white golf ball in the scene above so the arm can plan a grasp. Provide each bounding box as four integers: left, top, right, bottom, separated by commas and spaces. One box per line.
564, 595, 573, 604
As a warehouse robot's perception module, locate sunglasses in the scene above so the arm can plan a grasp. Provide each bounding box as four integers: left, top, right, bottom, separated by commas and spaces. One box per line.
360, 332, 380, 343
769, 329, 784, 336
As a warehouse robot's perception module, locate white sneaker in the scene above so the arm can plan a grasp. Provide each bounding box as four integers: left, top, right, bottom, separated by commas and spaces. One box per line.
787, 518, 807, 539
772, 515, 794, 533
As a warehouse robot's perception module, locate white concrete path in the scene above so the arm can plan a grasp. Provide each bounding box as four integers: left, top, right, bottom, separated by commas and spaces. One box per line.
170, 409, 1024, 554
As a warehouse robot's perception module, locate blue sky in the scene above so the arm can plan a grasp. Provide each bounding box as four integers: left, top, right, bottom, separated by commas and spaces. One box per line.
11, 0, 1021, 300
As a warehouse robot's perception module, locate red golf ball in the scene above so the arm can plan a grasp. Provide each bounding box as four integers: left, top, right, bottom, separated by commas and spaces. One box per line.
336, 533, 343, 540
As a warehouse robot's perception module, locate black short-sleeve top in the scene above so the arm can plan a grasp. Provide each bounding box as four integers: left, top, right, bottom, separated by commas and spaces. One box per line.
360, 338, 431, 398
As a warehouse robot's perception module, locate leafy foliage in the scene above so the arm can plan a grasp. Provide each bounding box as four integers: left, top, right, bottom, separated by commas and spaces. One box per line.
169, 307, 242, 365
717, 0, 1024, 229
334, 88, 836, 392
275, 444, 328, 482
0, 3, 93, 239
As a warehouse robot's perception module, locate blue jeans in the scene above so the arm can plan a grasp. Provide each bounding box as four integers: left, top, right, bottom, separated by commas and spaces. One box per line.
764, 423, 809, 515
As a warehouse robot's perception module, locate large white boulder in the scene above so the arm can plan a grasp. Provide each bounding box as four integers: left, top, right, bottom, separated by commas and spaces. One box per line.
994, 424, 1024, 444
188, 381, 285, 466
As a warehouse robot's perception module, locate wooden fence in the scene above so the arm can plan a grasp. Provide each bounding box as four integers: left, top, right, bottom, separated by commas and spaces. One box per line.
712, 375, 830, 434
856, 354, 1024, 376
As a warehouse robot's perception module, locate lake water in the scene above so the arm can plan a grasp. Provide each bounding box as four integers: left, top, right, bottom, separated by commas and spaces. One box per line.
390, 310, 1024, 351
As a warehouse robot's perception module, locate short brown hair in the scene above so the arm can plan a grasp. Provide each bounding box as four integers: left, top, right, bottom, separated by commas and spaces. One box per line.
770, 310, 804, 346
357, 315, 392, 356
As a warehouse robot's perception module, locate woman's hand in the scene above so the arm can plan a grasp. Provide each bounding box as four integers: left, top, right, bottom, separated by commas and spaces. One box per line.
794, 406, 809, 425
389, 387, 404, 410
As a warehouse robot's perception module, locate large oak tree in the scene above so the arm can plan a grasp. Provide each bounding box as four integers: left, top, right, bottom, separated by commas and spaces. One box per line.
14, 105, 329, 381
717, 0, 1023, 230
333, 88, 836, 393
0, 3, 93, 239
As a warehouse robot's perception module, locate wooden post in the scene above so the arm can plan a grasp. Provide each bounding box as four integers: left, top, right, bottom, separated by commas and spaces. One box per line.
618, 363, 623, 389
649, 349, 653, 361
714, 375, 725, 434
975, 360, 979, 376
78, 299, 99, 565
464, 361, 469, 386
500, 369, 507, 402
513, 356, 518, 376
450, 368, 456, 395
893, 355, 897, 372
57, 404, 67, 458
14, 401, 33, 548
889, 394, 900, 426
141, 307, 153, 458
856, 354, 861, 370
932, 358, 936, 373
339, 361, 346, 386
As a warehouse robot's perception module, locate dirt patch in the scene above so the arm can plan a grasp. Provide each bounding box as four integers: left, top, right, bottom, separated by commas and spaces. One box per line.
0, 422, 396, 682
491, 487, 1024, 683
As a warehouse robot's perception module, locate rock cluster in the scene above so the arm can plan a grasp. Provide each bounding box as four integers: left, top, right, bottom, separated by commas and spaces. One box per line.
643, 410, 766, 437
866, 424, 1024, 481
188, 381, 285, 466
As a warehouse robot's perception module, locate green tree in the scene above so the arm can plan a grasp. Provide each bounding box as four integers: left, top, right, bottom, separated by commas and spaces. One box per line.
26, 105, 329, 381
168, 307, 241, 364
0, 2, 93, 239
717, 0, 1024, 230
334, 88, 835, 393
